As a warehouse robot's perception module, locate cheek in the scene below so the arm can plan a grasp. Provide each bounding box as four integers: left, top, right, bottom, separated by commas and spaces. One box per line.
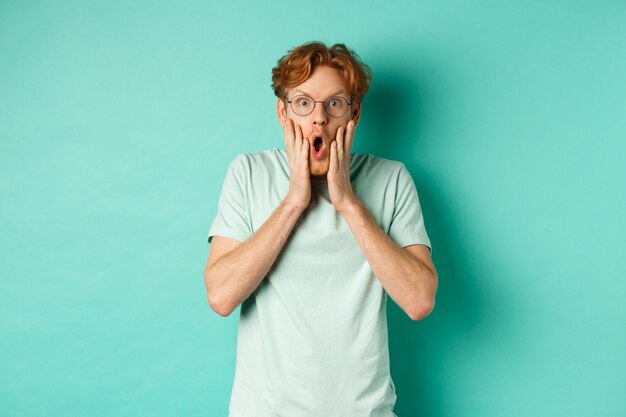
288, 119, 307, 136
332, 122, 349, 138
290, 117, 307, 129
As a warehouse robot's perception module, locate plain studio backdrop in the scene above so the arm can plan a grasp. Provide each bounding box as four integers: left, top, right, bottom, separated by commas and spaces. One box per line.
1, 1, 625, 416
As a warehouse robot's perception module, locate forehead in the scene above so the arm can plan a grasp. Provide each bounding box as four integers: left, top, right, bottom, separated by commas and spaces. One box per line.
290, 66, 350, 97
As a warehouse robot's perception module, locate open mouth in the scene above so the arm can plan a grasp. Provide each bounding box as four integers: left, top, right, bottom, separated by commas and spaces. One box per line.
311, 136, 326, 160
313, 137, 323, 152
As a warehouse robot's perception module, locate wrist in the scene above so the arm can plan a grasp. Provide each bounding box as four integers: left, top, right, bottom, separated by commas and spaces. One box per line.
281, 195, 309, 213
336, 196, 363, 218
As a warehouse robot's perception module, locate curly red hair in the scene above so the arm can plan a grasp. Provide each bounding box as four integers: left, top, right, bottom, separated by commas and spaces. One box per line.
271, 41, 373, 103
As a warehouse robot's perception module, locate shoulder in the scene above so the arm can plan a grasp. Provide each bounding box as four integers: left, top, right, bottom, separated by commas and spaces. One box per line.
228, 148, 287, 171
226, 149, 289, 183
351, 153, 409, 180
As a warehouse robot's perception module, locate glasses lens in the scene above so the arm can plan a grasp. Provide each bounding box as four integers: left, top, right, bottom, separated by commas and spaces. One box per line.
325, 97, 348, 117
291, 95, 314, 116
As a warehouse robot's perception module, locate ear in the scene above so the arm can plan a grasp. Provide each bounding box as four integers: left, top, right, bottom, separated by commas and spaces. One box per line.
351, 100, 362, 127
276, 98, 288, 127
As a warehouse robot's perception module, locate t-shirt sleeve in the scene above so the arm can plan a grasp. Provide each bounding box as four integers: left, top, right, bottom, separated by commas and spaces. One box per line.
207, 155, 254, 244
387, 163, 432, 254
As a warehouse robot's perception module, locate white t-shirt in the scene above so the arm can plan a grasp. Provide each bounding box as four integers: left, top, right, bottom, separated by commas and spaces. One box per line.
208, 148, 431, 417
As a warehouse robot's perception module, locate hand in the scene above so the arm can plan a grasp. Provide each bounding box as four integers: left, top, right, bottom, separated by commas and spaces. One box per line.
282, 118, 311, 210
328, 120, 359, 214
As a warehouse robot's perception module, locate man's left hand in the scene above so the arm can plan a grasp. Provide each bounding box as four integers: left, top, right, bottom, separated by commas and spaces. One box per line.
328, 120, 359, 214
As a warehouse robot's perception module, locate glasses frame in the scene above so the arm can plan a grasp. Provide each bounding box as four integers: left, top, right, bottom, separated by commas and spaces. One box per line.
285, 94, 353, 118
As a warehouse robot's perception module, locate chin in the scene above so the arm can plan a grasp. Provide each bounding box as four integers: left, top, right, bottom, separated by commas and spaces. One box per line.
310, 172, 327, 179
309, 159, 329, 178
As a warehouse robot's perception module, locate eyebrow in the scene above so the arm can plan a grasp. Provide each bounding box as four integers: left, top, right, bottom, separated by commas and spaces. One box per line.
293, 89, 349, 98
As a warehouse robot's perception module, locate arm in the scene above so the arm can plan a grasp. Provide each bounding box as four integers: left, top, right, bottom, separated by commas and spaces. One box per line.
328, 121, 438, 321
204, 119, 311, 317
339, 201, 438, 321
204, 200, 306, 317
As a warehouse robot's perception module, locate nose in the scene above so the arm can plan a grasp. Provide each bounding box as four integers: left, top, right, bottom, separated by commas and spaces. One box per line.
311, 102, 328, 126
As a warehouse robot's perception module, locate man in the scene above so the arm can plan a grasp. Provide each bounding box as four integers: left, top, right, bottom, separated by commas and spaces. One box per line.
204, 41, 438, 416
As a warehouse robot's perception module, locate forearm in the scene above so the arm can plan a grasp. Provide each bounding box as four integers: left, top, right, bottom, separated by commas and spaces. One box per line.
206, 199, 305, 316
340, 200, 437, 320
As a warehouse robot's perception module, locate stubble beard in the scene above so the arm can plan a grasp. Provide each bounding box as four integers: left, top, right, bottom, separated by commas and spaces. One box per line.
309, 157, 330, 179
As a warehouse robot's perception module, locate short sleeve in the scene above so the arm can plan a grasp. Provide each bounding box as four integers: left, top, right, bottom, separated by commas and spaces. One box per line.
207, 155, 253, 244
387, 164, 432, 254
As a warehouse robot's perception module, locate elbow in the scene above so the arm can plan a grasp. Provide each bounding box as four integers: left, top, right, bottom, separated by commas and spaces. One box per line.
408, 272, 438, 321
204, 269, 236, 317
207, 291, 236, 317
408, 298, 435, 321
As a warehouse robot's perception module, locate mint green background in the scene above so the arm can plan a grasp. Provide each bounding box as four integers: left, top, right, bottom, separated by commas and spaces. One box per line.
1, 1, 625, 416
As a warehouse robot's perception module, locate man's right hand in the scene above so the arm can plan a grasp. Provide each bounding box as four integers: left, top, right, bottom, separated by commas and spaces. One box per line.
205, 119, 313, 316
283, 118, 311, 209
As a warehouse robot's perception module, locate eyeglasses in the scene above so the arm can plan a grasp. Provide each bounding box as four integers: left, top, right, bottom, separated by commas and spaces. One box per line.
286, 95, 352, 118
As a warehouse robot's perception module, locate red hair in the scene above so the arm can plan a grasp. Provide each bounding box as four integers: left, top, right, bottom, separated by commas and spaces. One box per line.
271, 41, 373, 103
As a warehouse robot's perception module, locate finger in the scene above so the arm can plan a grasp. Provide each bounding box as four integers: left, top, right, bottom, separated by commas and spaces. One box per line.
284, 119, 295, 162
284, 118, 295, 146
345, 120, 355, 154
336, 126, 344, 157
329, 140, 338, 175
301, 138, 309, 166
295, 123, 303, 155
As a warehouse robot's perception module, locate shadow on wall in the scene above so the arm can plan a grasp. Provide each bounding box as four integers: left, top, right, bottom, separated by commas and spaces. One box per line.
361, 65, 502, 416
355, 69, 421, 161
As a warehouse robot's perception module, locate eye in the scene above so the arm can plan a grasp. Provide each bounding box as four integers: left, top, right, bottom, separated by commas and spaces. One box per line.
327, 98, 342, 107
297, 97, 311, 106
